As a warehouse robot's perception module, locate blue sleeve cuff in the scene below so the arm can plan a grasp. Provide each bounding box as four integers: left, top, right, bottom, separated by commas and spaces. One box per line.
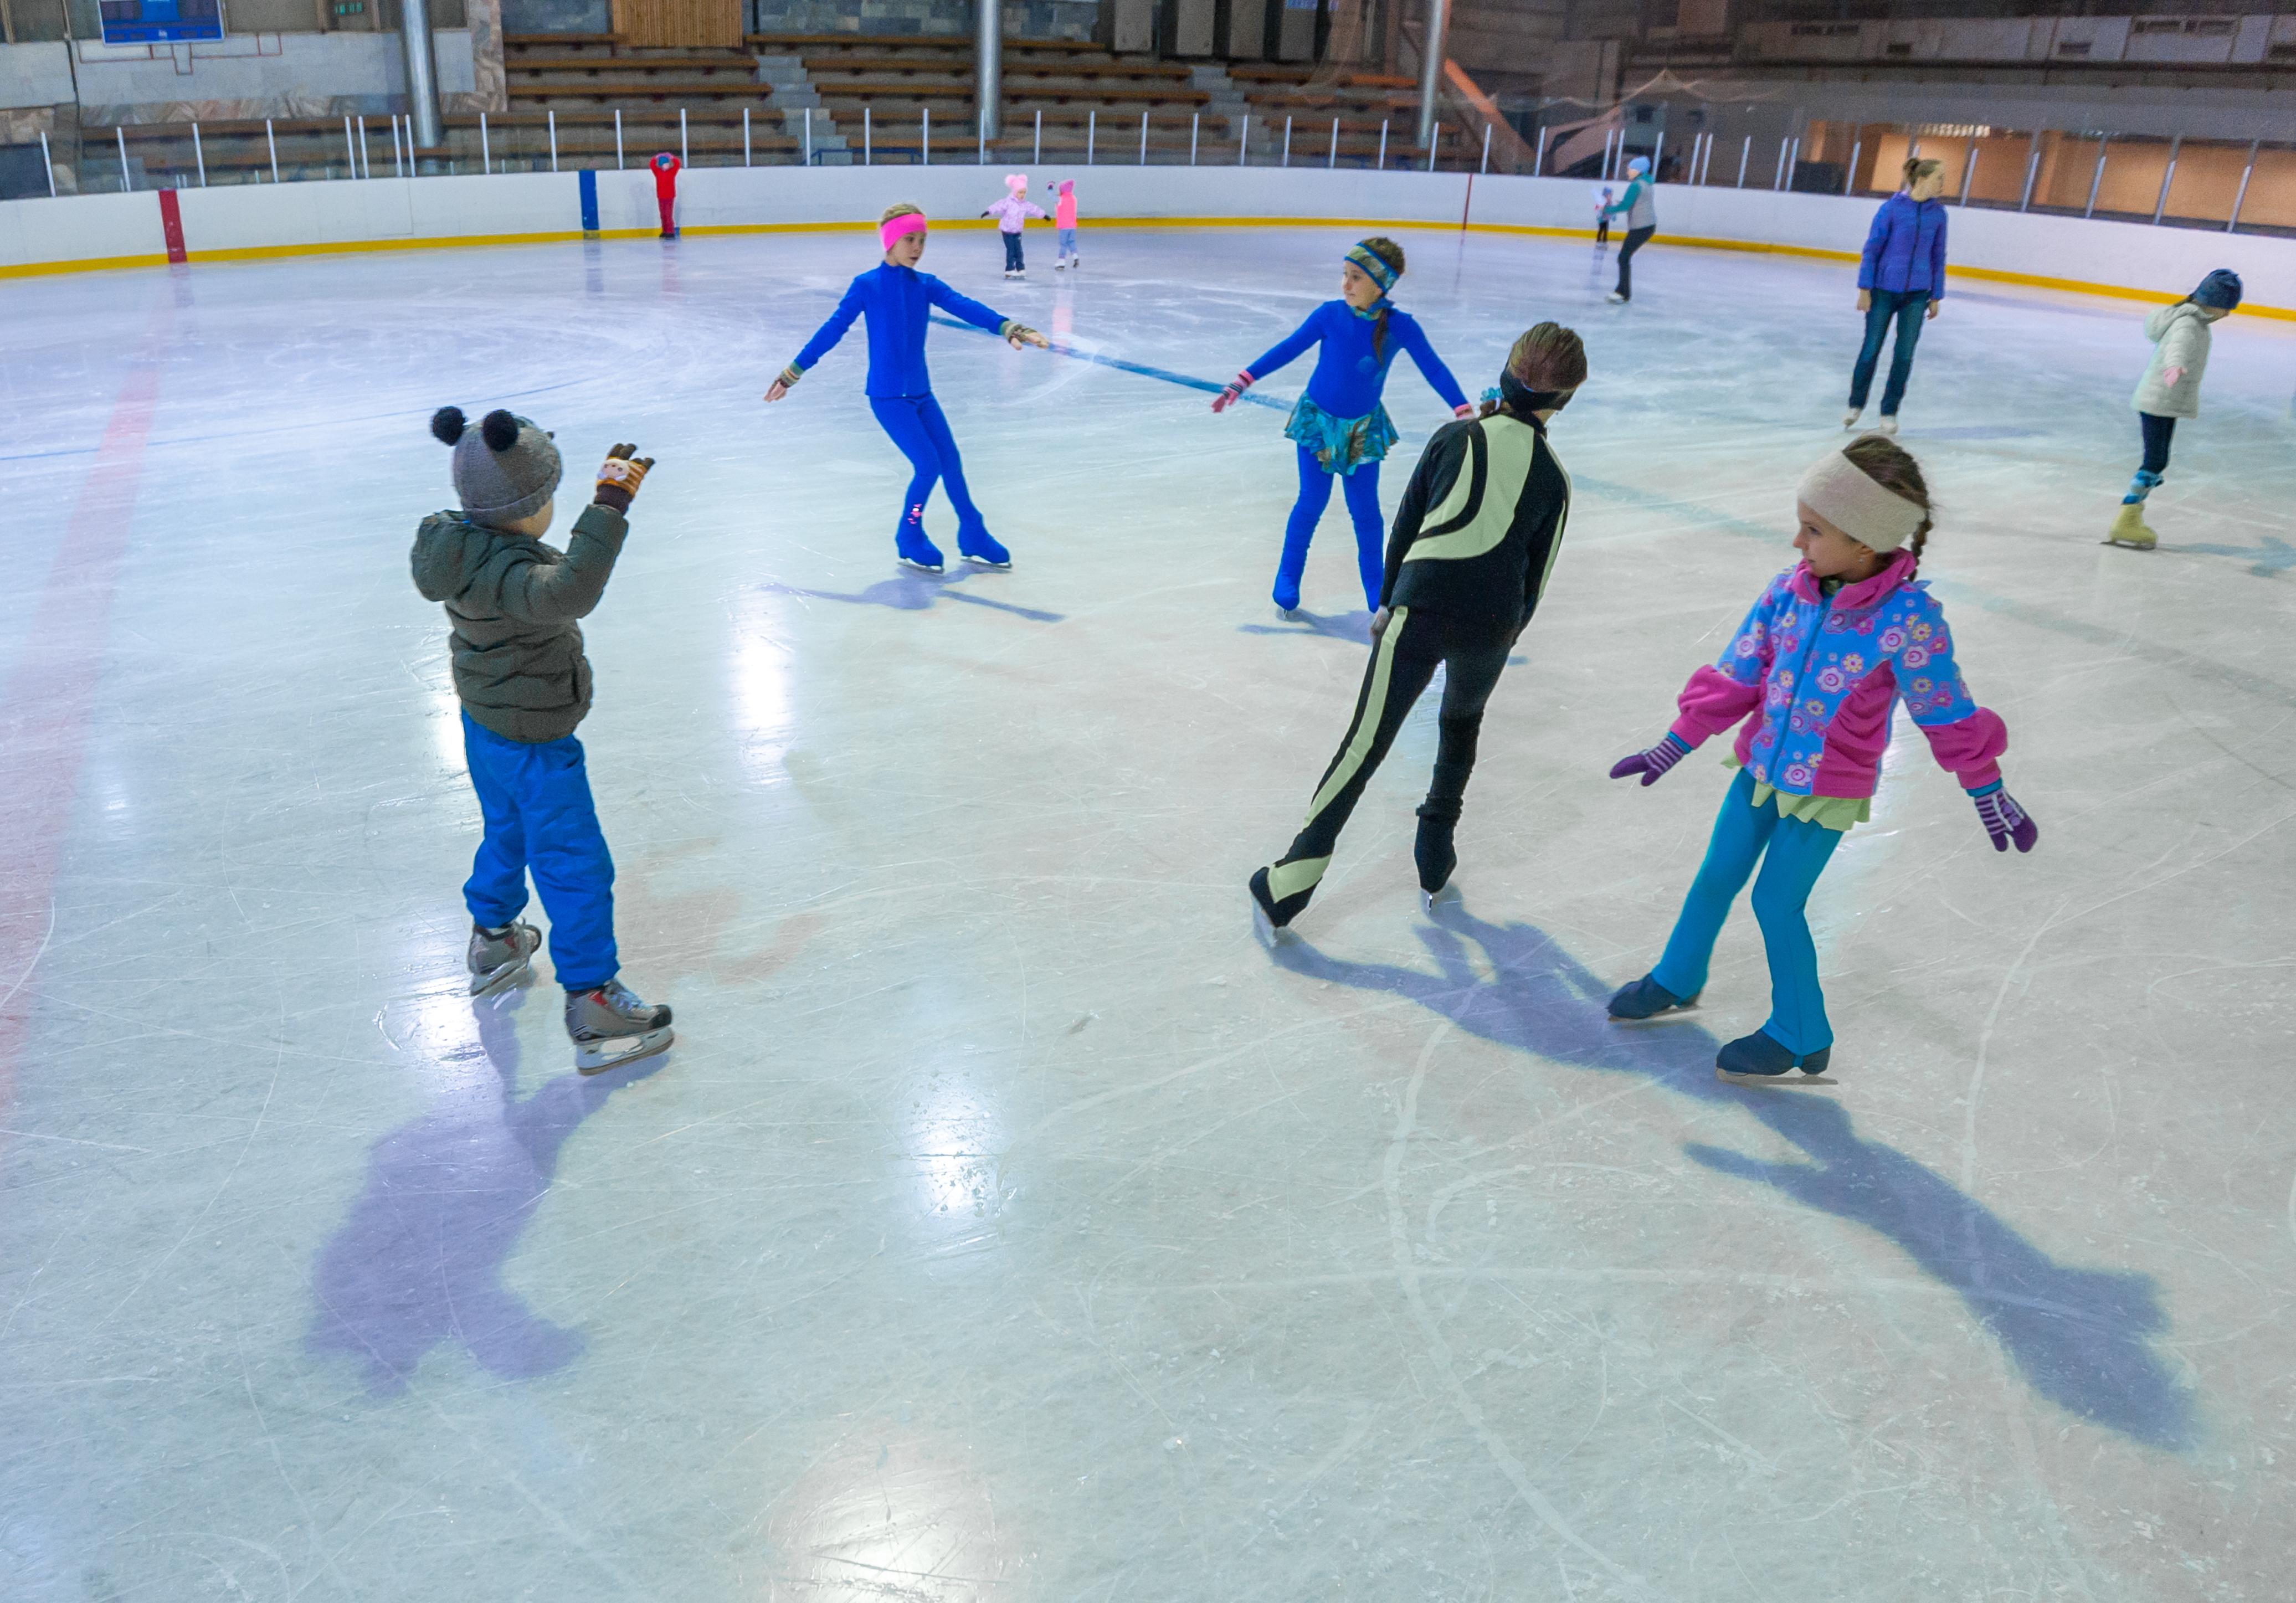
1965, 780, 2002, 798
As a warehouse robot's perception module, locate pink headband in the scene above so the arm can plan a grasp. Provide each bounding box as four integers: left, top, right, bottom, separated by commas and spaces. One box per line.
880, 212, 928, 251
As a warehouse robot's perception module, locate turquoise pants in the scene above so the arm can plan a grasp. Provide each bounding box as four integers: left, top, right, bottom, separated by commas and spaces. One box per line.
1650, 768, 1843, 1055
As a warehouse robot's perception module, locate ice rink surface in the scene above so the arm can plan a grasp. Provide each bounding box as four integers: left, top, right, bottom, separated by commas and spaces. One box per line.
3, 216, 2294, 1600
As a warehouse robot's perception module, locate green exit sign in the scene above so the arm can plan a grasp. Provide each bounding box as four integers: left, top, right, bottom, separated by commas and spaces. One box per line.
332, 2, 363, 12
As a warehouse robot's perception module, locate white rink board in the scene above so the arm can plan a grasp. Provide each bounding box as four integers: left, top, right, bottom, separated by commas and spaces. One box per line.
6, 162, 2296, 312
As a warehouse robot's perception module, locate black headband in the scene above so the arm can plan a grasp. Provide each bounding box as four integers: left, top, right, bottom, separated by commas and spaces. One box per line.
1499, 370, 1574, 414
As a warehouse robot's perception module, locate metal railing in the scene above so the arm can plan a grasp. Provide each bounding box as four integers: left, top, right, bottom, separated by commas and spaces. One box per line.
1508, 100, 2295, 237
27, 98, 2289, 239
24, 103, 1483, 198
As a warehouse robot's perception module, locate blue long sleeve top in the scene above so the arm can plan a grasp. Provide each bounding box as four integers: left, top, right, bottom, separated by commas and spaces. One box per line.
1858, 193, 1949, 299
1244, 300, 1468, 420
790, 263, 1014, 398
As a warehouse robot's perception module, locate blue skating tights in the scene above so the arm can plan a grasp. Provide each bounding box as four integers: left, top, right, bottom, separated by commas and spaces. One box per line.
870, 394, 989, 558
1276, 446, 1384, 612
1650, 769, 1845, 1056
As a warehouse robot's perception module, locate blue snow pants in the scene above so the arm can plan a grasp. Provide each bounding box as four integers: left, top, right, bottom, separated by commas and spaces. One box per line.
869, 394, 990, 555
461, 711, 618, 991
1650, 768, 1844, 1056
1278, 446, 1385, 612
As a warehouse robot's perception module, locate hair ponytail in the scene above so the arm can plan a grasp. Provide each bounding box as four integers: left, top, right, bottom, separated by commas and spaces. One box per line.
1355, 237, 1407, 359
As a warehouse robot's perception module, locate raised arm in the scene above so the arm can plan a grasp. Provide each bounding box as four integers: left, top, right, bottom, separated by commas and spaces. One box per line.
1243, 305, 1327, 384
1396, 315, 1471, 414
783, 276, 867, 385
926, 274, 1014, 337
497, 504, 629, 624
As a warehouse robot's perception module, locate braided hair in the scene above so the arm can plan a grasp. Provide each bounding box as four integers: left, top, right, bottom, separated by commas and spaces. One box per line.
1355, 237, 1407, 360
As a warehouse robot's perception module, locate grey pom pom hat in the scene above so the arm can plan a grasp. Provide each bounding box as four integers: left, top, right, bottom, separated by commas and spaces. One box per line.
439, 407, 563, 525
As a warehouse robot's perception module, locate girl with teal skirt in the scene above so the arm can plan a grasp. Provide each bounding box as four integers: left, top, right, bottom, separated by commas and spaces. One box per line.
1212, 238, 1473, 613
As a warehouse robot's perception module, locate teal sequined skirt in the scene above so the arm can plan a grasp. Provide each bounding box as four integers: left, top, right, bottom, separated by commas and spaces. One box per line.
1283, 397, 1398, 476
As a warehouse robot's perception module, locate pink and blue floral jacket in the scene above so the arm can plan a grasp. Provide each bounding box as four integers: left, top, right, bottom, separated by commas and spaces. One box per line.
1668, 549, 2006, 799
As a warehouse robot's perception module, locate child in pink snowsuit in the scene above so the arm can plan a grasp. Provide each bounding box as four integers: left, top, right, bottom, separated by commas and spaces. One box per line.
1049, 178, 1079, 269
982, 173, 1045, 278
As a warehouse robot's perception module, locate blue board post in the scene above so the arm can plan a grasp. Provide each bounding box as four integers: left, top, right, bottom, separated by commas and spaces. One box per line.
578, 169, 599, 235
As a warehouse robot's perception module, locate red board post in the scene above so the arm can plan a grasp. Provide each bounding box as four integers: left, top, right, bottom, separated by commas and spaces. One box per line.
156, 188, 187, 264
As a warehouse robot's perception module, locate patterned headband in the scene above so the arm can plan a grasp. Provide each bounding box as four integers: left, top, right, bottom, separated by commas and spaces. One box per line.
1344, 244, 1398, 294
1797, 447, 1927, 552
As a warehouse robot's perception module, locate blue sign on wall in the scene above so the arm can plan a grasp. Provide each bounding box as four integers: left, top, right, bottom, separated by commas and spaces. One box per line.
100, 0, 227, 44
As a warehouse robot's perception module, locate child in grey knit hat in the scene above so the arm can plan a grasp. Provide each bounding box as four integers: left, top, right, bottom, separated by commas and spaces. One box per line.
410, 407, 675, 1074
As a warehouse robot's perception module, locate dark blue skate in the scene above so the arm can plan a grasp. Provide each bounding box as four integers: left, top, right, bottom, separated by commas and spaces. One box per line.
1715, 1029, 1834, 1086
1606, 974, 1698, 1022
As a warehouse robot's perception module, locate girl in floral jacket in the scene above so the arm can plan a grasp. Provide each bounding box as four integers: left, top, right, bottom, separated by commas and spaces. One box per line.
1602, 435, 2039, 1084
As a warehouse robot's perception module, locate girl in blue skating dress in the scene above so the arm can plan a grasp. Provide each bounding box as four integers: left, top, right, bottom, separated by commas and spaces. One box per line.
1213, 237, 1473, 613
766, 203, 1050, 573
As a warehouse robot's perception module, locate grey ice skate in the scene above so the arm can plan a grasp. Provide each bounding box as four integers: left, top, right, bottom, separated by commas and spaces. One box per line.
467, 920, 541, 996
564, 981, 675, 1074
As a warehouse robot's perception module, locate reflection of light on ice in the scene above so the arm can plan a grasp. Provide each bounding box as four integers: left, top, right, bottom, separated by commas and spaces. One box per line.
912, 1076, 1004, 1225
731, 589, 795, 783
379, 983, 504, 1107
764, 1427, 1019, 1601
432, 677, 466, 778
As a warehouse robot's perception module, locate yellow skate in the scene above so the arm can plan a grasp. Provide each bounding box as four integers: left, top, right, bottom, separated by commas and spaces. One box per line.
2103, 502, 2157, 551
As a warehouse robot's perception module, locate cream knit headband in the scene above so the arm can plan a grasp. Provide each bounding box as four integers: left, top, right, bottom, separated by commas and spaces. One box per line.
1797, 447, 1927, 553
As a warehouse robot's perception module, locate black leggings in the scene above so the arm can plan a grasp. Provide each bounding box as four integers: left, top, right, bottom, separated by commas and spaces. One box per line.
1261, 607, 1513, 918
1615, 225, 1655, 298
2140, 412, 2176, 476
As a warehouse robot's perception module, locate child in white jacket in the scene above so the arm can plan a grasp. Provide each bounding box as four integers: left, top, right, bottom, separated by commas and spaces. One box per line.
2108, 268, 2242, 549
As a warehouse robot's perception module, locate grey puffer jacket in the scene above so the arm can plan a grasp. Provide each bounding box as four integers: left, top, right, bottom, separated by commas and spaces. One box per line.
410, 501, 629, 744
2129, 301, 2213, 420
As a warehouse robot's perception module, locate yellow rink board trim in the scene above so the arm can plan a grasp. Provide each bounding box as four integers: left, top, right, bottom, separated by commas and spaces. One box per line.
1, 250, 172, 279
2, 211, 2287, 318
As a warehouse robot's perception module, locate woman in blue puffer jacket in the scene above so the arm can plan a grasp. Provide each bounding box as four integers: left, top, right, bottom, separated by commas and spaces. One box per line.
1843, 157, 1948, 434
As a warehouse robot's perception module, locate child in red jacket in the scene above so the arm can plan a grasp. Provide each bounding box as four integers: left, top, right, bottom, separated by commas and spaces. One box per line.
651, 151, 680, 239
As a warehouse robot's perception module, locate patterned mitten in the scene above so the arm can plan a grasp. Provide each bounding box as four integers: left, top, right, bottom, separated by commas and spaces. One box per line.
1211, 371, 1255, 413
1969, 783, 2038, 854
592, 445, 654, 513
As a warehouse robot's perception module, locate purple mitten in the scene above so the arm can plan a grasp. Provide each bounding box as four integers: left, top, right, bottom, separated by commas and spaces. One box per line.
1970, 783, 2038, 853
1609, 732, 1691, 787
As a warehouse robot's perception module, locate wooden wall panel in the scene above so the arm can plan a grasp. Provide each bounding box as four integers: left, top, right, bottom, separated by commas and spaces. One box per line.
612, 0, 742, 49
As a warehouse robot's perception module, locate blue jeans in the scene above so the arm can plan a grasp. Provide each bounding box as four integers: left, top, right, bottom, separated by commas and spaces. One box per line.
869, 393, 990, 554
1278, 446, 1385, 611
1001, 230, 1024, 271
1650, 769, 1844, 1056
461, 712, 618, 990
1848, 289, 1928, 415
1057, 227, 1077, 256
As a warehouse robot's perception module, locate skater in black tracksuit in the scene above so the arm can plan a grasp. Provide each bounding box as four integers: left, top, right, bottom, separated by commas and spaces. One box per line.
1250, 322, 1588, 933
